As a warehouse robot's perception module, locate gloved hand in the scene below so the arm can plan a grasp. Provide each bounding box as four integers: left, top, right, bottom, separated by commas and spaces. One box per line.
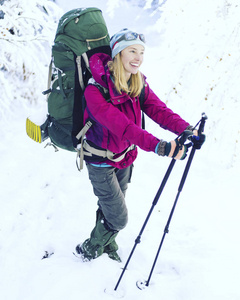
156, 138, 191, 160
191, 134, 206, 149
186, 125, 206, 149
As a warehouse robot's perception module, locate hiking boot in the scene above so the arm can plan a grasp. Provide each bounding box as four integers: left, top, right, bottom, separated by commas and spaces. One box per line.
75, 242, 104, 261
76, 239, 121, 262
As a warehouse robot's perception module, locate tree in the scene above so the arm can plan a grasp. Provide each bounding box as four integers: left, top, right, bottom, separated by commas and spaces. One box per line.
0, 0, 62, 118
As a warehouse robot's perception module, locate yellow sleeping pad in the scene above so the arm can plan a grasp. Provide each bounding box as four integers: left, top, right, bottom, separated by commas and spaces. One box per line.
26, 118, 42, 143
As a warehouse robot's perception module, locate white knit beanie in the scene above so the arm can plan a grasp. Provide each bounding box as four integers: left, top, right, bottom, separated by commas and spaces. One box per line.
110, 28, 145, 59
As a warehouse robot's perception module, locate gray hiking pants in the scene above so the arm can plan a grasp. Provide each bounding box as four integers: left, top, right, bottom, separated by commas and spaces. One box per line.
86, 163, 134, 232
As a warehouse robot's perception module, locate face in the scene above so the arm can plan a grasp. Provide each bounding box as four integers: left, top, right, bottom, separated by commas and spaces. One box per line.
120, 44, 145, 80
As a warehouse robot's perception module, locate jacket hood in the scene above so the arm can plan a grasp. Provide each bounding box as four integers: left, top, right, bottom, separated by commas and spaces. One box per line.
89, 53, 112, 89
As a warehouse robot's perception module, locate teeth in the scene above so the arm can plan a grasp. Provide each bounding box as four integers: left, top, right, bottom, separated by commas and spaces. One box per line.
131, 63, 139, 67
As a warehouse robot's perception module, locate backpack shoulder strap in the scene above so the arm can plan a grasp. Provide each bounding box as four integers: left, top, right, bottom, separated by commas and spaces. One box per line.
76, 53, 91, 90
139, 83, 147, 129
88, 77, 110, 100
139, 83, 146, 109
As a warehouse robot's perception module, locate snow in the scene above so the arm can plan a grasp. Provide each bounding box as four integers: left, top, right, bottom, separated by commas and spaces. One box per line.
0, 0, 239, 299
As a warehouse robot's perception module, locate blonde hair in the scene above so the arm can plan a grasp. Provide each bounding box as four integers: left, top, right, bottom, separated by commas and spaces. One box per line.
108, 53, 144, 97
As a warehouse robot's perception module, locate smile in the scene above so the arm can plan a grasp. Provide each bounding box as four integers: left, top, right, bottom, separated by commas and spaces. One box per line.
130, 63, 139, 67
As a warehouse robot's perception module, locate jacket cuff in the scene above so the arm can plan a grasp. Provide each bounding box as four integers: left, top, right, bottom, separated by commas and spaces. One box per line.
156, 139, 167, 156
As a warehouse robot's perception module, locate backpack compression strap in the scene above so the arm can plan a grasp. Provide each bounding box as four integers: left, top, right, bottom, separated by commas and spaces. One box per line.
41, 58, 53, 98
75, 120, 93, 171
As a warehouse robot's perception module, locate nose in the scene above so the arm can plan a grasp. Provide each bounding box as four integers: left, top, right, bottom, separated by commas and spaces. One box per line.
134, 53, 141, 61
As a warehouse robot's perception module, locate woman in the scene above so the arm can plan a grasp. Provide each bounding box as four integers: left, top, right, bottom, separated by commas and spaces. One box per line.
75, 28, 200, 262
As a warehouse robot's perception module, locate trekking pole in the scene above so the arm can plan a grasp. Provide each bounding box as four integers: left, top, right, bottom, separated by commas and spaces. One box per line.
114, 129, 193, 292
137, 113, 208, 290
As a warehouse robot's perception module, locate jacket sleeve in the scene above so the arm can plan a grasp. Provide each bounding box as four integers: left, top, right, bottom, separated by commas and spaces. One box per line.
142, 82, 190, 135
84, 85, 160, 153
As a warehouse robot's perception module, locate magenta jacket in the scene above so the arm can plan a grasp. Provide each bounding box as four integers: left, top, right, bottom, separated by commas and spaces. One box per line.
84, 53, 190, 168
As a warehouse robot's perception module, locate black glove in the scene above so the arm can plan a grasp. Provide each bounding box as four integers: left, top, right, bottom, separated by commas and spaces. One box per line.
186, 125, 206, 149
191, 134, 206, 149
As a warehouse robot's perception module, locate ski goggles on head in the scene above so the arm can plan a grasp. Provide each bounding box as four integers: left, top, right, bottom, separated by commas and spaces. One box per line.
116, 31, 146, 44
111, 30, 146, 51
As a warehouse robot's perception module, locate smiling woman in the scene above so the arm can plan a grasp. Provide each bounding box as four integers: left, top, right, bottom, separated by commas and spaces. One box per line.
108, 29, 146, 96
74, 28, 203, 263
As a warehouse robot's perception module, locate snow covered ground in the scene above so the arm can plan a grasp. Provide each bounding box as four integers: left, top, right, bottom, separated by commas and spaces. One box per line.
0, 0, 239, 299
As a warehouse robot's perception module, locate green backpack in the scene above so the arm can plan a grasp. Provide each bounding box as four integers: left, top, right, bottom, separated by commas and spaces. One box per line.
26, 7, 111, 152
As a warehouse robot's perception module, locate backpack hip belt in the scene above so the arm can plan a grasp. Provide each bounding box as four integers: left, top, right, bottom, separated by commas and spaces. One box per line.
76, 140, 136, 171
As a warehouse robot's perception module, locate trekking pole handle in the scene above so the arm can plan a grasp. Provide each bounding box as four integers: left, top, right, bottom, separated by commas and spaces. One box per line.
198, 112, 208, 135
178, 130, 193, 148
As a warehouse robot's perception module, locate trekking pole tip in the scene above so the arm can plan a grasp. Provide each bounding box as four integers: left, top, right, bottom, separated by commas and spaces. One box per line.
136, 280, 148, 290
104, 287, 125, 298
